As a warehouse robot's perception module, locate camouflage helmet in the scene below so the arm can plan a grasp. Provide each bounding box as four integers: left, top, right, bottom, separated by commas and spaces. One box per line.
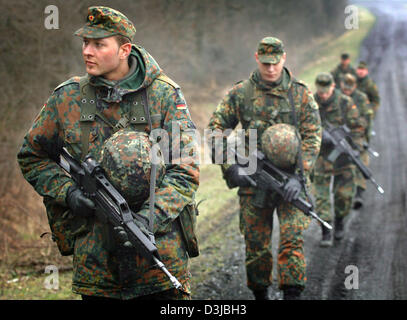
341, 73, 357, 91
261, 124, 301, 169
98, 129, 165, 207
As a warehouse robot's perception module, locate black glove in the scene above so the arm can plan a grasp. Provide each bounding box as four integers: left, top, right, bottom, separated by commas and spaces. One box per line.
254, 173, 271, 191
283, 177, 302, 202
225, 164, 251, 188
321, 130, 333, 147
113, 226, 133, 248
113, 216, 152, 249
66, 185, 95, 218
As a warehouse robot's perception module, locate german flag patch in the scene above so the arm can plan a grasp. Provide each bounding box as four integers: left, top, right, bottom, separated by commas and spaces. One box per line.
176, 103, 187, 110
175, 88, 188, 110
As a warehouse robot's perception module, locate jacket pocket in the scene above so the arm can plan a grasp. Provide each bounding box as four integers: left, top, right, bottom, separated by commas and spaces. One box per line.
178, 201, 199, 258
64, 128, 82, 158
277, 101, 294, 125
44, 199, 90, 256
64, 127, 98, 159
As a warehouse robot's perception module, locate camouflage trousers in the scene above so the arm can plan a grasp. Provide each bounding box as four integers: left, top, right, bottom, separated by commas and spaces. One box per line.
355, 150, 369, 191
239, 194, 311, 292
313, 166, 357, 223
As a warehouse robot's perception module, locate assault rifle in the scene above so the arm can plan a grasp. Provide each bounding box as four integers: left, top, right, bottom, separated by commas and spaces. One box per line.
56, 147, 182, 289
323, 123, 384, 194
230, 148, 332, 230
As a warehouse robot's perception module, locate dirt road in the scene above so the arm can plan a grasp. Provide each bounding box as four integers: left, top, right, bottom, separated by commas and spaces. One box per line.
193, 1, 407, 300
303, 0, 407, 300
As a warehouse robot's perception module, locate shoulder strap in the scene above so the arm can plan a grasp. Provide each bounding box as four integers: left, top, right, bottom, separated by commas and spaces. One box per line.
157, 73, 180, 89
287, 86, 304, 175
53, 76, 81, 93
140, 87, 155, 239
339, 95, 349, 125
138, 87, 155, 241
79, 75, 97, 160
242, 79, 254, 110
288, 85, 315, 208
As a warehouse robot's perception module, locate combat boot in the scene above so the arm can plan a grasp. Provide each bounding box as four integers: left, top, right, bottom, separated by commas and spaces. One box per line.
334, 217, 345, 240
282, 286, 302, 300
320, 224, 333, 247
252, 288, 270, 300
353, 187, 364, 210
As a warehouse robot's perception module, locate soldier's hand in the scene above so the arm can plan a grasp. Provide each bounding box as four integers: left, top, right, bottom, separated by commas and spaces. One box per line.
255, 173, 271, 191
66, 185, 95, 218
321, 130, 333, 147
283, 177, 302, 202
113, 214, 152, 248
113, 226, 133, 248
226, 164, 251, 188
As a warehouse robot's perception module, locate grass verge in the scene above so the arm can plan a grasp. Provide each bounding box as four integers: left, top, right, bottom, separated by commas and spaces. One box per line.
0, 268, 79, 300
299, 6, 376, 89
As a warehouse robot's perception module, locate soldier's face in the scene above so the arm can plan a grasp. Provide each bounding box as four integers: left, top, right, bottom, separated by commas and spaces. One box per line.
317, 84, 335, 102
255, 52, 286, 83
356, 68, 369, 78
82, 37, 128, 80
341, 58, 351, 67
341, 84, 356, 96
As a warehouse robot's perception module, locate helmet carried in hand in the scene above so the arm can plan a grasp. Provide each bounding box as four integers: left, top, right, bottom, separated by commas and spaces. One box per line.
98, 129, 165, 207
261, 123, 300, 169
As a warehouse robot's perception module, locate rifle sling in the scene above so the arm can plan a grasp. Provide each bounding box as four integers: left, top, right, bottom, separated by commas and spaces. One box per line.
140, 88, 156, 239
287, 86, 315, 208
79, 76, 96, 161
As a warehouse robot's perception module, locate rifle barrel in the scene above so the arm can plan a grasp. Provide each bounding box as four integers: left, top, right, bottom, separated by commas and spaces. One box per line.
309, 211, 332, 229
153, 257, 182, 289
368, 148, 380, 158
371, 178, 385, 194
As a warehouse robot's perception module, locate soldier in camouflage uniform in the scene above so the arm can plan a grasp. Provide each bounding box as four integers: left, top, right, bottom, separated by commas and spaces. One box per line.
207, 37, 322, 300
313, 73, 365, 247
356, 61, 380, 120
331, 53, 357, 88
340, 73, 372, 210
17, 6, 199, 300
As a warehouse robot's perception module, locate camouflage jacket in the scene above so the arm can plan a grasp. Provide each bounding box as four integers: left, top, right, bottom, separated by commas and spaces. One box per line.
17, 45, 199, 299
331, 63, 357, 88
314, 89, 365, 173
207, 68, 322, 195
349, 88, 373, 141
357, 75, 380, 118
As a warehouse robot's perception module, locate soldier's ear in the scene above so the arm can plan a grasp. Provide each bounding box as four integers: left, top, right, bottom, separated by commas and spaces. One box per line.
119, 43, 132, 60
281, 52, 287, 64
